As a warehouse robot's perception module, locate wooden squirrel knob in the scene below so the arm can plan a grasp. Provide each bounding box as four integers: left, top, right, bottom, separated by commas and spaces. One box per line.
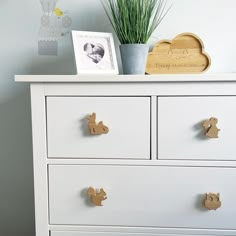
87, 187, 107, 206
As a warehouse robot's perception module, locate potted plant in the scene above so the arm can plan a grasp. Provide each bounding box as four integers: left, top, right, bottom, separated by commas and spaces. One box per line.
102, 0, 171, 74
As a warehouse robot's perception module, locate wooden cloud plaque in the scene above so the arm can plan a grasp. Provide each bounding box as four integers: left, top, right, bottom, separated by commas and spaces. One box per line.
146, 33, 211, 74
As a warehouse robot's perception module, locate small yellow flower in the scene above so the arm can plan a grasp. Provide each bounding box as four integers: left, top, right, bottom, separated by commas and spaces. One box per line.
54, 7, 64, 17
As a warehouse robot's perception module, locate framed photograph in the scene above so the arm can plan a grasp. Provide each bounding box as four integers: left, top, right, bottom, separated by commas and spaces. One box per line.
72, 30, 119, 75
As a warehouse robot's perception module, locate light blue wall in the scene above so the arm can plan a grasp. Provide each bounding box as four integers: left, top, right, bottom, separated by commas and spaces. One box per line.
0, 0, 236, 235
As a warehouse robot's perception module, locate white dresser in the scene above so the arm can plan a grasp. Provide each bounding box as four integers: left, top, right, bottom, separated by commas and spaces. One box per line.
15, 74, 236, 236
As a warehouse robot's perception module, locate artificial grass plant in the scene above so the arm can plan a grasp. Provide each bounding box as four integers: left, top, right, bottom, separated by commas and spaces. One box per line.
102, 0, 171, 44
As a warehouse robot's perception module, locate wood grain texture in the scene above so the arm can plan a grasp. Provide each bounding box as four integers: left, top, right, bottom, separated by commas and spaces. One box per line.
146, 33, 211, 74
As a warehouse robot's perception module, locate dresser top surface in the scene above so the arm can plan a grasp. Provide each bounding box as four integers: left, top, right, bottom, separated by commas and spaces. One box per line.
15, 73, 236, 83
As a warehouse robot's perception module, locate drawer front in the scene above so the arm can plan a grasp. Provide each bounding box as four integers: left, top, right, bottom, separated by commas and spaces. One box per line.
158, 96, 236, 160
49, 165, 236, 229
46, 97, 150, 159
51, 232, 184, 236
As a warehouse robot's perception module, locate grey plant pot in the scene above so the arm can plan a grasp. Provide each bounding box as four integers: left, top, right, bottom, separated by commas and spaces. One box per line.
120, 44, 149, 75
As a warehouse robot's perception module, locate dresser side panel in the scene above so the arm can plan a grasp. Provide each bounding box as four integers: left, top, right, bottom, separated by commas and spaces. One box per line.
30, 84, 49, 236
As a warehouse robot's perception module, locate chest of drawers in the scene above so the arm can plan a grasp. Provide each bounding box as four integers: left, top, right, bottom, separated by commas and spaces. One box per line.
15, 74, 236, 236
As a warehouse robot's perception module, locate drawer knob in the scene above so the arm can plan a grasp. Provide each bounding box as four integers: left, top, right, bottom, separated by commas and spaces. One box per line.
87, 187, 107, 206
204, 193, 221, 210
88, 113, 109, 135
202, 117, 220, 138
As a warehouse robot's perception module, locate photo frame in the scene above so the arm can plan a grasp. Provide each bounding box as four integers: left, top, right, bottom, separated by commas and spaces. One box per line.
72, 30, 119, 75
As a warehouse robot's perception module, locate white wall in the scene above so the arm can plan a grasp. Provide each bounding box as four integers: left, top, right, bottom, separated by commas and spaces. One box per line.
0, 0, 236, 235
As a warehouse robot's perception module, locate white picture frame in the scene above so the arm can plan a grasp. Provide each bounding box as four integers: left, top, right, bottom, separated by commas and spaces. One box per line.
72, 30, 119, 75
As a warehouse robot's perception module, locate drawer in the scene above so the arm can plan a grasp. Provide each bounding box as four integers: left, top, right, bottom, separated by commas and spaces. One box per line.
46, 97, 150, 159
49, 165, 236, 229
158, 96, 236, 160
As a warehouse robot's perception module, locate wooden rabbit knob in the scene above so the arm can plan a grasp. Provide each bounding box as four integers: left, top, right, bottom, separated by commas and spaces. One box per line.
88, 113, 109, 135
87, 187, 107, 206
204, 193, 221, 210
202, 117, 220, 138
